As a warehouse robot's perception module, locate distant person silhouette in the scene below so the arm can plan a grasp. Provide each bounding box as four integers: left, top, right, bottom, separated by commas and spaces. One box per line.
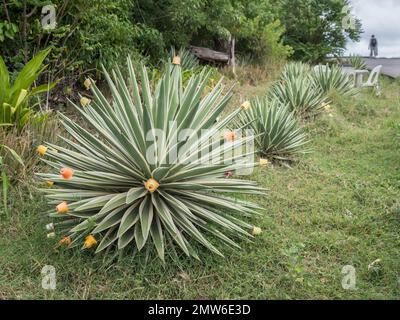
369, 35, 378, 57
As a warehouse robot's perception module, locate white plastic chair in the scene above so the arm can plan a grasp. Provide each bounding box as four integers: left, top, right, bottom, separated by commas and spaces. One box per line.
362, 65, 382, 90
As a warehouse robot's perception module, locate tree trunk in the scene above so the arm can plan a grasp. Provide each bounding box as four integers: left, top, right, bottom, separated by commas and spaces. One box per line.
228, 37, 236, 77
189, 46, 229, 64
22, 0, 28, 63
2, 0, 11, 22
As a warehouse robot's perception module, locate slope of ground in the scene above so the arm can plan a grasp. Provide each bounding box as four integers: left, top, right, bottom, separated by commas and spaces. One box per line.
0, 77, 399, 300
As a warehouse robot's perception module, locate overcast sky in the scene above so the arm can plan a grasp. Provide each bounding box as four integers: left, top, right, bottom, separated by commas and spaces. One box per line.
346, 0, 400, 57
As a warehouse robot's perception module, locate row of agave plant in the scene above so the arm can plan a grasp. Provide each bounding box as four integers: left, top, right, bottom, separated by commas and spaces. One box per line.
36, 57, 356, 261
270, 62, 357, 118
238, 61, 357, 160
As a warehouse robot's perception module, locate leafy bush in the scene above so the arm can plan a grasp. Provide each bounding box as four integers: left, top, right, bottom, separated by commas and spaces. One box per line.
277, 0, 362, 62
38, 60, 263, 260
0, 20, 18, 42
237, 98, 309, 160
311, 65, 357, 97
241, 20, 293, 64
1, 0, 141, 84
1, 0, 291, 85
0, 48, 56, 129
134, 0, 291, 64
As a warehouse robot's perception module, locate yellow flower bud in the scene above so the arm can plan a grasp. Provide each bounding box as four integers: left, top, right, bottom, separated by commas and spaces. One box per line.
259, 158, 269, 167
80, 97, 91, 107
46, 180, 54, 187
84, 79, 92, 90
251, 226, 262, 236
84, 234, 97, 249
37, 145, 48, 156
324, 104, 332, 112
172, 56, 181, 65
241, 101, 251, 111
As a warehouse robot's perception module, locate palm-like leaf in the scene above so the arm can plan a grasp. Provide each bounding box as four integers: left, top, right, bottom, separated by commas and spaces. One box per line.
311, 65, 358, 97
281, 62, 310, 82
269, 75, 327, 118
349, 55, 367, 70
38, 58, 263, 261
237, 98, 309, 160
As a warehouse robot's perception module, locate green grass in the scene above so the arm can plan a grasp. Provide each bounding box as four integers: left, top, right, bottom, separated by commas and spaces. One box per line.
0, 78, 399, 300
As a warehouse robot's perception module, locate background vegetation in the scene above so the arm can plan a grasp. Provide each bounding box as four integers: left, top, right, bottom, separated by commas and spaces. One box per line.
1, 0, 360, 80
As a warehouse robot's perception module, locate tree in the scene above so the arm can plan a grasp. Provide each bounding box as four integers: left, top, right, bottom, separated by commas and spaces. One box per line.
1, 0, 139, 78
1, 0, 292, 77
132, 0, 292, 63
275, 0, 362, 62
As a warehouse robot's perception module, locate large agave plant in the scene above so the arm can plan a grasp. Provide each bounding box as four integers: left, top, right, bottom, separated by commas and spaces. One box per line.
38, 58, 264, 261
349, 54, 367, 70
237, 98, 309, 160
269, 75, 327, 118
311, 65, 357, 97
280, 62, 311, 81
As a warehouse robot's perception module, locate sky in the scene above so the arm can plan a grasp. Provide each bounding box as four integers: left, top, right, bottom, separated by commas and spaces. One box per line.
346, 0, 400, 57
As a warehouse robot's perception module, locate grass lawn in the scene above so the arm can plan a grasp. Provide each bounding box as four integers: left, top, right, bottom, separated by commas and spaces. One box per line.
0, 77, 399, 300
